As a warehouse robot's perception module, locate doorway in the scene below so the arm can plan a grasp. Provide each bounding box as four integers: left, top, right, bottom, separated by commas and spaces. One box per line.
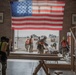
14, 30, 59, 53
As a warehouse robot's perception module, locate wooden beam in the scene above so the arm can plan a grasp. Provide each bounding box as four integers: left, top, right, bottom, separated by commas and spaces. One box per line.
71, 26, 76, 29
46, 64, 71, 70
70, 26, 76, 42
10, 53, 58, 56
8, 54, 62, 60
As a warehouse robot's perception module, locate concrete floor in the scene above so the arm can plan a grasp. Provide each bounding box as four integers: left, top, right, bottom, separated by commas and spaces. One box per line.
6, 59, 75, 75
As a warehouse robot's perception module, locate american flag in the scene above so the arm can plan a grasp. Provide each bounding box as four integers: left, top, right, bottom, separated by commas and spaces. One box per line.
11, 0, 65, 30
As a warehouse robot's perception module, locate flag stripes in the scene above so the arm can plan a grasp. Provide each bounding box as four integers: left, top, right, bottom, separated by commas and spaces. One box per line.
11, 1, 65, 30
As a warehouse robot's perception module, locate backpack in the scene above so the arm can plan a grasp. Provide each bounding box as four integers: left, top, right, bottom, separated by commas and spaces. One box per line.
25, 39, 30, 45
37, 40, 45, 50
61, 41, 67, 47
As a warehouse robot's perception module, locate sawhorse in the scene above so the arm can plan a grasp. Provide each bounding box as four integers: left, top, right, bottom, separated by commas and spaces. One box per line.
33, 60, 50, 75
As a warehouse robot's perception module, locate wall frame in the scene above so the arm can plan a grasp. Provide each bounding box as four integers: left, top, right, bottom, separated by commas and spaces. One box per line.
72, 14, 76, 25
0, 12, 3, 23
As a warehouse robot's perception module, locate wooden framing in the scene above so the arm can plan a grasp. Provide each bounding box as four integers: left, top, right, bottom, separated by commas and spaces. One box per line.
8, 53, 72, 75
70, 26, 76, 73
8, 54, 64, 75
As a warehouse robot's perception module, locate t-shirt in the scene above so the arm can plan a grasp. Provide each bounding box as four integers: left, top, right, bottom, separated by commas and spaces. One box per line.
0, 42, 8, 52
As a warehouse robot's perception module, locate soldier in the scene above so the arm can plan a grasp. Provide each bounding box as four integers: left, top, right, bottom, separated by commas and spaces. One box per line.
37, 37, 48, 54
61, 37, 69, 57
29, 36, 33, 52
0, 36, 8, 75
25, 38, 30, 52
